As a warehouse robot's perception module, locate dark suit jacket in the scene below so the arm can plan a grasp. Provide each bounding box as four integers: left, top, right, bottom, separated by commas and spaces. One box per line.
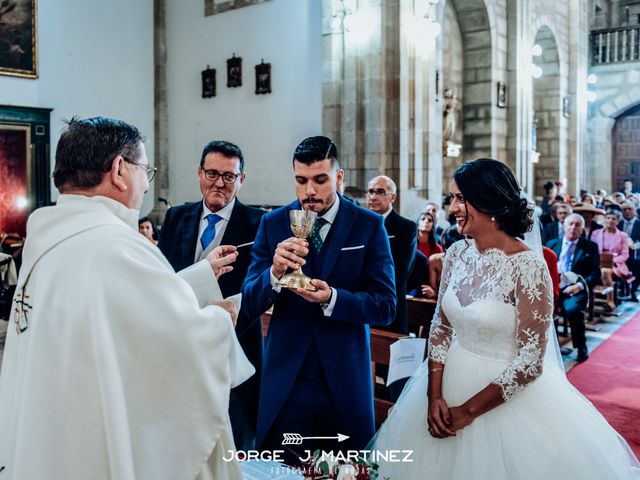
547, 237, 601, 290
619, 218, 640, 242
158, 199, 266, 431
242, 195, 396, 449
381, 210, 416, 334
543, 221, 562, 244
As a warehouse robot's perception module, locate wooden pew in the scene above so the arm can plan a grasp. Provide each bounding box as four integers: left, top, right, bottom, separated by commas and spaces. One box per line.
369, 328, 404, 424
407, 296, 436, 338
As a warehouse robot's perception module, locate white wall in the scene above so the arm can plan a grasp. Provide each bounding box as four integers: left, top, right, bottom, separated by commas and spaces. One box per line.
166, 0, 322, 207
0, 0, 154, 211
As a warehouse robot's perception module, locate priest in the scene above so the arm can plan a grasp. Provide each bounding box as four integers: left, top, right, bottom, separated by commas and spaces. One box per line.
0, 117, 254, 480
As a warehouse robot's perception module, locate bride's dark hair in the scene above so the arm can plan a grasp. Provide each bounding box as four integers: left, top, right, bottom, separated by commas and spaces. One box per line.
453, 158, 534, 239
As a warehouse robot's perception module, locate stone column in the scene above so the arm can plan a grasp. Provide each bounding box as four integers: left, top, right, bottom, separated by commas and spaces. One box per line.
567, 0, 589, 195
506, 0, 533, 192
150, 0, 170, 222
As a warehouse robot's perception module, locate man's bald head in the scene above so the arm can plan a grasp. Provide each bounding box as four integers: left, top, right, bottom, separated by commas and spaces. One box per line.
366, 175, 397, 215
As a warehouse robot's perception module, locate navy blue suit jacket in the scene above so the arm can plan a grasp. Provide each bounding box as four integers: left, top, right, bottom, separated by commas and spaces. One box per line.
241, 195, 396, 449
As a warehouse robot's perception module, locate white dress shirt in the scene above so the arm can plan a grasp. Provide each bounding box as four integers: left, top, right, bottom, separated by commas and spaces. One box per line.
194, 198, 236, 262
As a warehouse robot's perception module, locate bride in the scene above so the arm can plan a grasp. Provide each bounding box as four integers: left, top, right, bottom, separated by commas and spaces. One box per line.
371, 159, 639, 479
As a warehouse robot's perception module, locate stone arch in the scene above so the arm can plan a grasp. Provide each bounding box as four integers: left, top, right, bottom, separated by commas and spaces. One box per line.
532, 25, 563, 196
442, 0, 495, 163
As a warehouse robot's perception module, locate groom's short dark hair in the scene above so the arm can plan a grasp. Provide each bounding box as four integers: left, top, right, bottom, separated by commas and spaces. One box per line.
292, 136, 339, 169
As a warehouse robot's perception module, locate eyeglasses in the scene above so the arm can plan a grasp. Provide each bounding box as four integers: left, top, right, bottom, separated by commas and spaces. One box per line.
124, 158, 157, 182
366, 188, 393, 197
201, 169, 242, 184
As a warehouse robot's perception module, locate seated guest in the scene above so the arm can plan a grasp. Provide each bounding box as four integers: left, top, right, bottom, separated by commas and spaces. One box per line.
543, 203, 572, 244
547, 214, 601, 362
572, 203, 604, 239
619, 201, 640, 299
591, 209, 635, 310
421, 202, 445, 243
581, 193, 596, 205
417, 212, 443, 260
138, 216, 159, 246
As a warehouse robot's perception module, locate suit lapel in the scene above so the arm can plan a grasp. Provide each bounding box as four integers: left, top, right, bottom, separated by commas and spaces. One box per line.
221, 200, 245, 246
182, 203, 203, 265
320, 196, 357, 279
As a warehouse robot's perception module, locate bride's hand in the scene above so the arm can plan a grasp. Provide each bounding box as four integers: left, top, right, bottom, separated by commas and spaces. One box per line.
427, 397, 456, 438
449, 405, 474, 432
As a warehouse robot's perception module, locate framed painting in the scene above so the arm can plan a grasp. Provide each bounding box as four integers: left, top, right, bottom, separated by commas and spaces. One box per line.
0, 0, 38, 78
201, 66, 216, 98
0, 124, 31, 237
255, 60, 271, 95
227, 54, 242, 88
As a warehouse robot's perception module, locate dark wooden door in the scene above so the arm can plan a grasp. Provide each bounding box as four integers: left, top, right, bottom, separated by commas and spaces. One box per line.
613, 104, 640, 192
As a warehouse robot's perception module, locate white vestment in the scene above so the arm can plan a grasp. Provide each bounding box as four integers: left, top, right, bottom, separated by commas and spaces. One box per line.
0, 195, 254, 480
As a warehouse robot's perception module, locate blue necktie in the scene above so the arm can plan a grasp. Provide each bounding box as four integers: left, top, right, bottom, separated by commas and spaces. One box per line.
309, 218, 328, 253
200, 214, 222, 250
561, 242, 575, 273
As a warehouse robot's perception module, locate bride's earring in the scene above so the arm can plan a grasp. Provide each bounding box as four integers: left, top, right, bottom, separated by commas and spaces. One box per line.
491, 216, 496, 222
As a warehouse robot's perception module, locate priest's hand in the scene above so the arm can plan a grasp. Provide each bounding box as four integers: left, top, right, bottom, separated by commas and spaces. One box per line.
291, 279, 332, 304
206, 245, 238, 278
272, 237, 309, 278
207, 299, 238, 326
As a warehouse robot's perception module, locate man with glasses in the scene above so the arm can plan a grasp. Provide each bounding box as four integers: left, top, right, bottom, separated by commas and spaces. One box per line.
159, 140, 265, 450
0, 117, 252, 479
619, 201, 640, 300
366, 175, 416, 335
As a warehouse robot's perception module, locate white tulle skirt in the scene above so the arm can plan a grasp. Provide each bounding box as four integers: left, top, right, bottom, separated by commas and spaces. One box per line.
371, 341, 640, 480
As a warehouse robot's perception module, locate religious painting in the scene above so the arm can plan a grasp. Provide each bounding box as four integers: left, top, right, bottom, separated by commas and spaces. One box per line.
0, 0, 38, 78
0, 125, 30, 237
202, 66, 216, 98
255, 60, 271, 95
497, 82, 507, 108
227, 54, 242, 88
204, 0, 269, 17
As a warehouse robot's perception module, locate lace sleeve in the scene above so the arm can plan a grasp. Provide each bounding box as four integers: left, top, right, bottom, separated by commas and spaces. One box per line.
492, 255, 553, 401
427, 241, 461, 364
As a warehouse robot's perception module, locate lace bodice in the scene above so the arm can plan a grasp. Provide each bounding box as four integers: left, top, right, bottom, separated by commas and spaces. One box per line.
428, 240, 553, 401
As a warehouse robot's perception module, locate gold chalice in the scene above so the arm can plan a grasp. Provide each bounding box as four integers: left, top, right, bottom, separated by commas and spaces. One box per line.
276, 209, 317, 291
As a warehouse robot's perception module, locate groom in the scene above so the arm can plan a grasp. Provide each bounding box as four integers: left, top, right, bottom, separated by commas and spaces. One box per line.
241, 136, 396, 464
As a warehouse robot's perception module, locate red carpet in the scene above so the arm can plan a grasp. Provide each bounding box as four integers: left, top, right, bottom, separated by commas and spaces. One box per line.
568, 313, 640, 458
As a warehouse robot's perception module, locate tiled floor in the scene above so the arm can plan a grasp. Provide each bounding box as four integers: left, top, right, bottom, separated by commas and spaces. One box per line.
562, 301, 640, 372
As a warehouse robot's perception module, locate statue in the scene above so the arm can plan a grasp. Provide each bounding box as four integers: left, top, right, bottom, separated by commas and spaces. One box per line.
443, 88, 461, 157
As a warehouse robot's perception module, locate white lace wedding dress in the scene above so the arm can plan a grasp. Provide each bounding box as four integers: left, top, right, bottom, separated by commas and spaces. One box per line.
372, 240, 639, 479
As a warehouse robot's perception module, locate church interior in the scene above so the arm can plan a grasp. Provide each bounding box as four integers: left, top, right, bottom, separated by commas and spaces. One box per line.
1, 0, 640, 473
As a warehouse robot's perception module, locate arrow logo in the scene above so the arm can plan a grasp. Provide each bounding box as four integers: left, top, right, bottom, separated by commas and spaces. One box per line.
282, 433, 350, 445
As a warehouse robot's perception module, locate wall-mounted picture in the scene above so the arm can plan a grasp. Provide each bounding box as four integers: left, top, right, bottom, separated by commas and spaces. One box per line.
497, 81, 507, 108
255, 60, 271, 95
204, 0, 269, 17
227, 54, 242, 88
0, 0, 38, 78
201, 66, 216, 98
